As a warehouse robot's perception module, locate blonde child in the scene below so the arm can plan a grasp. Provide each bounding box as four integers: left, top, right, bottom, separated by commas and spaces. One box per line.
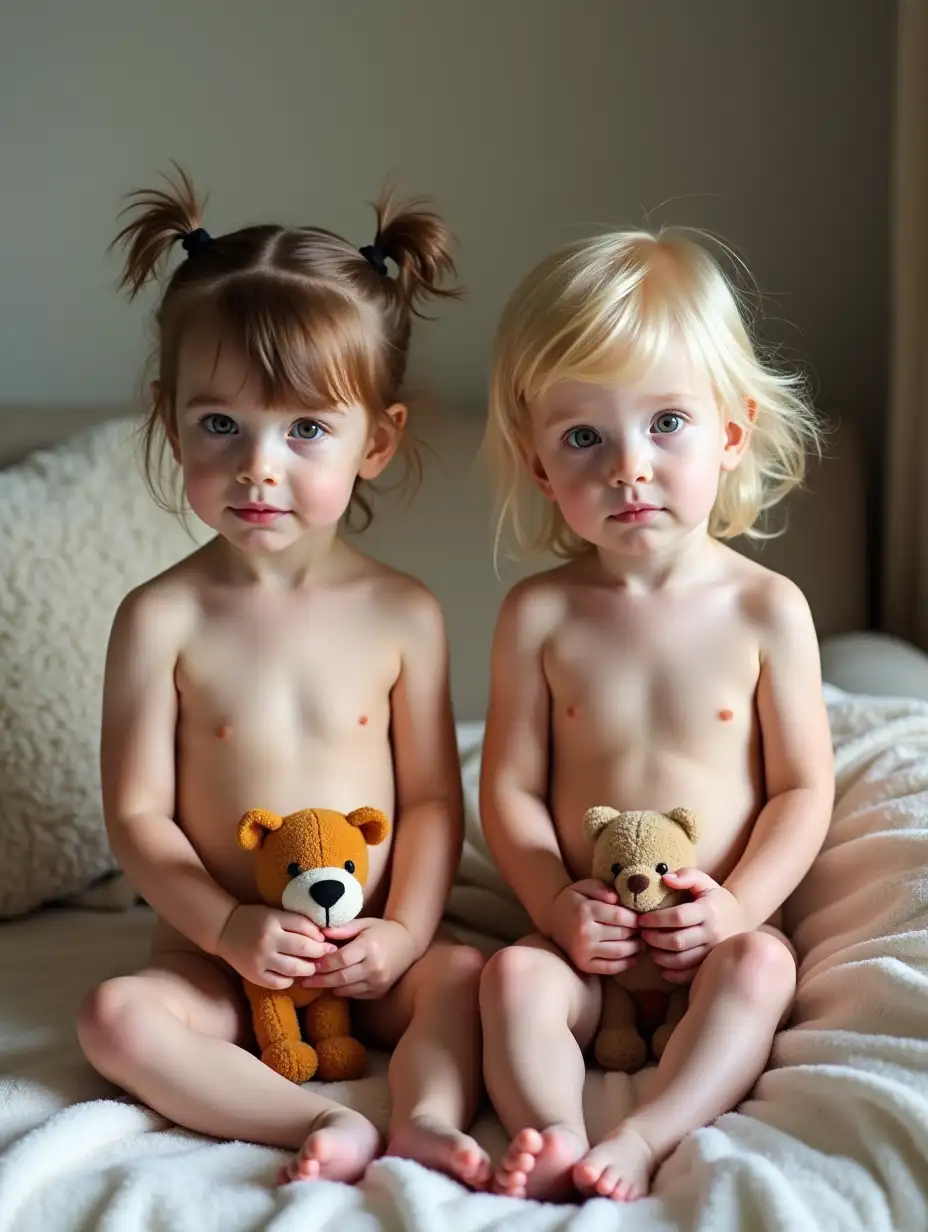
77, 167, 490, 1190
478, 229, 835, 1202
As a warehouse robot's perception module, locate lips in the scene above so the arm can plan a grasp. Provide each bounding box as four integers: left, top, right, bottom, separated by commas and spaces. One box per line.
610, 505, 662, 523
230, 505, 288, 525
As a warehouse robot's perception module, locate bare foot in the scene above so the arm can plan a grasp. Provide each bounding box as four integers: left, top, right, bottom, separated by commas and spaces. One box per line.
386, 1114, 492, 1189
573, 1122, 656, 1201
491, 1125, 587, 1202
278, 1107, 383, 1185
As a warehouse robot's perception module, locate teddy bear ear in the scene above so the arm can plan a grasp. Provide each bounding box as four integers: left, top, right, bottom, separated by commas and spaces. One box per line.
665, 807, 700, 844
583, 806, 620, 838
346, 806, 391, 846
237, 808, 284, 851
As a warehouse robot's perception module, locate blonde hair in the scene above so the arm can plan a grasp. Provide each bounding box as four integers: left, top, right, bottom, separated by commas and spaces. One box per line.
485, 227, 821, 558
112, 165, 459, 530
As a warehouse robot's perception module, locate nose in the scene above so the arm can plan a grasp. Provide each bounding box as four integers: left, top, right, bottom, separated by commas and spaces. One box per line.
237, 441, 281, 487
626, 874, 650, 896
607, 440, 652, 487
310, 880, 345, 910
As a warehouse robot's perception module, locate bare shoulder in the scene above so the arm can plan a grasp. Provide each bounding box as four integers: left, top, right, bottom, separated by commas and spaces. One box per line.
109, 547, 206, 655
721, 548, 817, 650
348, 552, 447, 648
497, 561, 575, 645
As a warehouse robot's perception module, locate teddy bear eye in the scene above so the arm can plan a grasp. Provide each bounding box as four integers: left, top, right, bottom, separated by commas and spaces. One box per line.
656, 862, 669, 875
611, 863, 622, 876
344, 860, 356, 874
287, 862, 302, 877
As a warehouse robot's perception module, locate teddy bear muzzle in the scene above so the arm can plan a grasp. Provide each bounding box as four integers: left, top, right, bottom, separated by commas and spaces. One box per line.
281, 865, 363, 927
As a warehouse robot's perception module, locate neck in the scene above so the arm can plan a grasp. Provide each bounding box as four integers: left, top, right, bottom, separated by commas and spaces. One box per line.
213, 525, 346, 587
591, 524, 718, 592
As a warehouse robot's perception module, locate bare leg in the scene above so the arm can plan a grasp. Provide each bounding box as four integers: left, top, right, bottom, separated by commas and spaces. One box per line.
480, 935, 601, 1202
356, 939, 491, 1190
77, 952, 380, 1184
574, 930, 796, 1202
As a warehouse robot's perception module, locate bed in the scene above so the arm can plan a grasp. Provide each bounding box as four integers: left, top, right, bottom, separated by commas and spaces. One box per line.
2, 412, 928, 1232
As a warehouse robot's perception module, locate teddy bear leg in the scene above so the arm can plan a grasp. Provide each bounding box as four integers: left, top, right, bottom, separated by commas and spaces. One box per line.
594, 980, 648, 1073
244, 982, 319, 1084
651, 988, 689, 1061
304, 993, 367, 1082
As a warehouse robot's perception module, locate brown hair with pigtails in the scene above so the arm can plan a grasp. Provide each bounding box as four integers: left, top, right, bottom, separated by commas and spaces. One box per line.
111, 163, 459, 528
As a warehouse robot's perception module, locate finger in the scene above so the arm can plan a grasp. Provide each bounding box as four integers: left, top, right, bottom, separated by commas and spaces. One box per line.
301, 961, 367, 989
310, 942, 367, 975
277, 913, 327, 942
571, 879, 618, 904
583, 955, 639, 977
322, 921, 366, 941
255, 970, 296, 990
661, 868, 719, 895
651, 944, 710, 971
277, 934, 338, 961
265, 955, 319, 980
643, 925, 705, 953
590, 939, 643, 962
589, 902, 640, 929
591, 924, 641, 945
638, 901, 704, 930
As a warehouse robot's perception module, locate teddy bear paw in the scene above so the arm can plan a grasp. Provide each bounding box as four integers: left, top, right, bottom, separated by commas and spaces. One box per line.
263, 1040, 319, 1084
315, 1035, 367, 1082
594, 1028, 648, 1074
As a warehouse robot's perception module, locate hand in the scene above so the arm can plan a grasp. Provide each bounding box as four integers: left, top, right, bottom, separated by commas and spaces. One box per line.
216, 904, 337, 990
638, 869, 749, 985
300, 917, 418, 1000
547, 879, 642, 976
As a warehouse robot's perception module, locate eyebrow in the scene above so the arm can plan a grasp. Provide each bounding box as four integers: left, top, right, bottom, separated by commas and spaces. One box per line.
182, 393, 347, 417
183, 393, 233, 410
543, 391, 697, 427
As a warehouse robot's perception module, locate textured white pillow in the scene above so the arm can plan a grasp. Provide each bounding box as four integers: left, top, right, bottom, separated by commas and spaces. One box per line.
0, 417, 207, 917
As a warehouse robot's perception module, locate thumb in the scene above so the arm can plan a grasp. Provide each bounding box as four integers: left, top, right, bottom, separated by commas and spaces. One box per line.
571, 878, 618, 903
661, 867, 717, 895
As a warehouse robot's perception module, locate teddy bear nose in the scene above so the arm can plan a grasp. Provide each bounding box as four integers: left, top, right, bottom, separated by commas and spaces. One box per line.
310, 880, 346, 910
627, 874, 650, 895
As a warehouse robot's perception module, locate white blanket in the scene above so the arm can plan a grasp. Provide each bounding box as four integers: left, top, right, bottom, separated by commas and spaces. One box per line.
2, 689, 928, 1232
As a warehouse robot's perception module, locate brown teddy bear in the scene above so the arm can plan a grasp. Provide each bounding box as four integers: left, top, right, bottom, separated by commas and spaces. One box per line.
584, 805, 700, 1074
237, 804, 390, 1084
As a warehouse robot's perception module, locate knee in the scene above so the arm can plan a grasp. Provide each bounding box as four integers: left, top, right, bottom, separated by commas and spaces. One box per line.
712, 931, 796, 1008
479, 944, 546, 1017
419, 943, 485, 1002
76, 975, 152, 1066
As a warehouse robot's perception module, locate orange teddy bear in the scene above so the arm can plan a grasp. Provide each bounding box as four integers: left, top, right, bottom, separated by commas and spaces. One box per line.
237, 805, 390, 1084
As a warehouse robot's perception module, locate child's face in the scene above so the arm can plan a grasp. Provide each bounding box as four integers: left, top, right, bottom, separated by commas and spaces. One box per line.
161, 326, 403, 551
527, 338, 748, 554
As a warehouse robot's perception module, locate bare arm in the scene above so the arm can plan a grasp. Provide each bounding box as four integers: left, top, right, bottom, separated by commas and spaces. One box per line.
479, 582, 571, 935
723, 579, 835, 927
382, 586, 464, 958
101, 585, 237, 954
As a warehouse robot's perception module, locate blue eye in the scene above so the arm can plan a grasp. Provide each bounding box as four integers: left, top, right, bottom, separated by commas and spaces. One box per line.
653, 412, 683, 435
290, 420, 324, 441
202, 413, 237, 436
564, 426, 601, 450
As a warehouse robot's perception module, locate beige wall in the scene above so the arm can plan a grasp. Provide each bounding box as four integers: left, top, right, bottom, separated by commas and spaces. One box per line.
0, 1, 892, 716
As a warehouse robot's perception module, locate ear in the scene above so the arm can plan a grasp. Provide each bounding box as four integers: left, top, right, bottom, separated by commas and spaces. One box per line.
583, 805, 621, 839
719, 402, 752, 473
152, 380, 181, 463
665, 807, 700, 845
358, 403, 407, 481
237, 808, 284, 851
524, 445, 555, 501
346, 806, 391, 846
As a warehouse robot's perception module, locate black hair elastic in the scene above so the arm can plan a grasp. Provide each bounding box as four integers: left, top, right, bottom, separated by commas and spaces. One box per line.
182, 227, 213, 257
360, 243, 389, 276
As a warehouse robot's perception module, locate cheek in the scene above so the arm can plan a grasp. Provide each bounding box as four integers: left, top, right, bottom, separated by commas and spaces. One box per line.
291, 448, 361, 520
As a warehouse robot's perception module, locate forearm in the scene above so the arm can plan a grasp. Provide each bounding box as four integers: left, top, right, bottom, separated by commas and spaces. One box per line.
108, 812, 237, 954
383, 795, 463, 957
482, 786, 572, 936
724, 785, 834, 929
